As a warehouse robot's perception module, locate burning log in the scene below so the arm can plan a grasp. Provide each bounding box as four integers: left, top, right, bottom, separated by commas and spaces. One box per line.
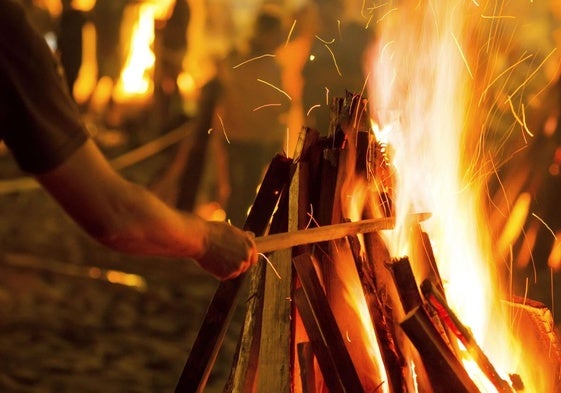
293, 253, 366, 393
503, 297, 561, 392
297, 342, 317, 393
400, 306, 481, 393
388, 257, 423, 313
174, 91, 561, 393
347, 234, 408, 392
421, 280, 516, 393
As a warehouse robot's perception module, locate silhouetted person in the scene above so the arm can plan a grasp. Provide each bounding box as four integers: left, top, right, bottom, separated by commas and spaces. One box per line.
57, 0, 87, 97
153, 0, 191, 132
301, 0, 373, 134
209, 6, 288, 227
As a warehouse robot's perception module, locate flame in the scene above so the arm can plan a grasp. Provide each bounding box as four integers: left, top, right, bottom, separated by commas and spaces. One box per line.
113, 3, 157, 103
364, 0, 555, 391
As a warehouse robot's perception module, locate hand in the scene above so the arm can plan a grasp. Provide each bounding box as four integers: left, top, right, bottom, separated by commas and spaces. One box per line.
196, 221, 258, 280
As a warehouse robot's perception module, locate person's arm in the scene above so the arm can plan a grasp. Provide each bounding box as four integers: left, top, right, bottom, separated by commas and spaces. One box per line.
35, 139, 258, 280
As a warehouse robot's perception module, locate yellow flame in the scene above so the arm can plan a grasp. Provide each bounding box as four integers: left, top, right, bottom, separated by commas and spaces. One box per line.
368, 1, 552, 391
113, 3, 156, 103
73, 21, 97, 104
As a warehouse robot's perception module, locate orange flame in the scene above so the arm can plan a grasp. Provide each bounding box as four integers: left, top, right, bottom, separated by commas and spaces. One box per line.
113, 3, 157, 103
364, 0, 555, 391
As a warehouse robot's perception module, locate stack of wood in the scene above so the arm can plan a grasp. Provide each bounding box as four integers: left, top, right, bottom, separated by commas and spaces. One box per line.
174, 93, 561, 393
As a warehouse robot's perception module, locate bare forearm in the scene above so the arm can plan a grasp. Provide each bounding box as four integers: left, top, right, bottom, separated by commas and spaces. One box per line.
36, 140, 257, 280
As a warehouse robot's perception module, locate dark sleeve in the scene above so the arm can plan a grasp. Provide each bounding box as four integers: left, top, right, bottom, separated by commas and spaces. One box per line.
0, 0, 89, 174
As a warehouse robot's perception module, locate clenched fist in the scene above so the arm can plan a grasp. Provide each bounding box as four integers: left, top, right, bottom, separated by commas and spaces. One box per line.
196, 221, 259, 280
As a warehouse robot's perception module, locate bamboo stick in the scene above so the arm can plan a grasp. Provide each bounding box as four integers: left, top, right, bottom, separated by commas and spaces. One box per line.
255, 212, 431, 254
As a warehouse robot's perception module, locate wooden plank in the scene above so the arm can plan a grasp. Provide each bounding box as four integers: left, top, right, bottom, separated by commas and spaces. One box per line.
256, 247, 293, 392
400, 306, 480, 393
293, 288, 346, 393
347, 235, 407, 392
388, 256, 423, 314
255, 128, 312, 392
225, 127, 315, 393
254, 213, 430, 253
222, 261, 266, 393
174, 154, 292, 393
297, 342, 316, 393
293, 253, 365, 393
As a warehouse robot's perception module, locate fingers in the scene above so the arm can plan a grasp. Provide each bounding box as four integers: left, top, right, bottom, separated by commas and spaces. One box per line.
198, 221, 260, 281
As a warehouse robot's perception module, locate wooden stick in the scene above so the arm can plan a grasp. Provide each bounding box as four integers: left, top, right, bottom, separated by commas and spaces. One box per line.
255, 212, 431, 254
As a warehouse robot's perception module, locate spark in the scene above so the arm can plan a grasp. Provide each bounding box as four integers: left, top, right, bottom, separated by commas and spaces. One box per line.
365, 13, 374, 29
377, 8, 398, 24
315, 35, 335, 45
472, 0, 480, 5
233, 54, 275, 69
480, 14, 515, 20
352, 74, 370, 129
285, 19, 296, 47
551, 269, 555, 322
360, 0, 367, 18
253, 103, 282, 111
257, 78, 292, 101
532, 212, 557, 240
452, 32, 473, 79
529, 58, 561, 106
324, 87, 330, 105
216, 114, 230, 144
489, 154, 510, 217
285, 127, 289, 157
306, 104, 321, 117
323, 43, 342, 77
506, 47, 557, 100
478, 53, 533, 106
306, 205, 321, 229
259, 253, 282, 279
506, 95, 533, 138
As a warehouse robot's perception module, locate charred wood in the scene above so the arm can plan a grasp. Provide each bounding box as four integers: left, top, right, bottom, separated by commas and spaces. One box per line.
348, 234, 407, 392
400, 306, 481, 393
420, 280, 514, 393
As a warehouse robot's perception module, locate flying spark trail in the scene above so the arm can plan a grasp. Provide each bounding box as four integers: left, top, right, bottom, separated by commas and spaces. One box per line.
257, 79, 292, 100
285, 19, 296, 47
506, 47, 557, 100
478, 53, 533, 106
216, 114, 230, 144
324, 44, 342, 77
377, 8, 398, 24
306, 104, 320, 117
506, 96, 533, 138
532, 213, 557, 240
452, 32, 473, 79
233, 54, 275, 69
253, 103, 282, 111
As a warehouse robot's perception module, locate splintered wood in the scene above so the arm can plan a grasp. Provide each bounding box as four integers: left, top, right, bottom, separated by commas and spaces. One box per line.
175, 93, 561, 393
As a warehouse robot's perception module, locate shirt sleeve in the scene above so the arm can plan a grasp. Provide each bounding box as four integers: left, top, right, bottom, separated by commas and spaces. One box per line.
0, 0, 89, 174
